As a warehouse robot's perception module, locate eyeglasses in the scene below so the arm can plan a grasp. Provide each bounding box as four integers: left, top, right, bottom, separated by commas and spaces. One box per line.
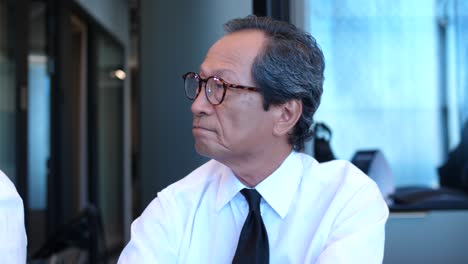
182, 72, 261, 105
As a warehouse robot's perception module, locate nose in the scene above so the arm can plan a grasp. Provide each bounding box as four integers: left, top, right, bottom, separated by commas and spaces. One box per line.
191, 85, 213, 116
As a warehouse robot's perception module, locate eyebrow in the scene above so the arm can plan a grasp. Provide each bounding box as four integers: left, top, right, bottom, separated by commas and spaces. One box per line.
199, 68, 238, 82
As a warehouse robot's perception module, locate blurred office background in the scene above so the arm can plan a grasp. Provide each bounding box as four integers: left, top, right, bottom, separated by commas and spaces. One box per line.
0, 0, 466, 263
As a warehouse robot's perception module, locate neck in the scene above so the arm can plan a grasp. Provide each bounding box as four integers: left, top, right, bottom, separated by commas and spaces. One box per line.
222, 144, 293, 188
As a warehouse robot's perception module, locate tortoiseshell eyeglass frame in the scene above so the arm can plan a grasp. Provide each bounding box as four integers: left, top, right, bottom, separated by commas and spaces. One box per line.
182, 72, 261, 105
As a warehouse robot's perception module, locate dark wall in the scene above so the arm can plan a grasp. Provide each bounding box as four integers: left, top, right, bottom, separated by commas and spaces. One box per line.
140, 0, 252, 208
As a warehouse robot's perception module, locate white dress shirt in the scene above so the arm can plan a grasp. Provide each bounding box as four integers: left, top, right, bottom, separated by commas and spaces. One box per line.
119, 151, 389, 263
0, 170, 27, 264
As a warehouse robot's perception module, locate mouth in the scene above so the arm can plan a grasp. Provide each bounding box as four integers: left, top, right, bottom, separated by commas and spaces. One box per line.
192, 125, 216, 133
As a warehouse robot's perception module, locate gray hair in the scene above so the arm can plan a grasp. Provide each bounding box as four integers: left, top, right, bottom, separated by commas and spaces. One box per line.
224, 15, 325, 151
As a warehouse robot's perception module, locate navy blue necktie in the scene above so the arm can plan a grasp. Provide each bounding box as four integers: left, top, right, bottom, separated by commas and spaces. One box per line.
232, 188, 269, 264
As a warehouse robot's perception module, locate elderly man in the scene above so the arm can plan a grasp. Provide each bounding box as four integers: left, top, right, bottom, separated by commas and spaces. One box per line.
0, 170, 27, 263
119, 15, 388, 263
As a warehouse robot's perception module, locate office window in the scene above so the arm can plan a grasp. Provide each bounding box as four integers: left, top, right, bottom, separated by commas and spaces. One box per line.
304, 0, 467, 187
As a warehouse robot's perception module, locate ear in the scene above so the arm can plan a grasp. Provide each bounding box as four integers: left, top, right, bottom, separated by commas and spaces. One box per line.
272, 99, 302, 137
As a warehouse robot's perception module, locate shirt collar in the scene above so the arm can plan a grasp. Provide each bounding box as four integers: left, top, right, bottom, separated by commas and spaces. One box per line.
216, 164, 245, 212
216, 151, 303, 219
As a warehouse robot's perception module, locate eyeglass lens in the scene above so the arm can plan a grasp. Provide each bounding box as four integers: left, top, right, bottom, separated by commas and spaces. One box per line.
184, 74, 225, 105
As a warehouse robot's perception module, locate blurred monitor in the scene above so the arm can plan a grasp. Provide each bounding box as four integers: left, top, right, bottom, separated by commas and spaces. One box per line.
351, 150, 394, 204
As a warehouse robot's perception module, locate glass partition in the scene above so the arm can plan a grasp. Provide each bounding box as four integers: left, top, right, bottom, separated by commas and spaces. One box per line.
305, 0, 467, 187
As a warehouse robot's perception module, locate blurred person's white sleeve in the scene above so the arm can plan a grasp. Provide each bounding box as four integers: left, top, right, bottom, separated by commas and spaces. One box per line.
0, 170, 27, 264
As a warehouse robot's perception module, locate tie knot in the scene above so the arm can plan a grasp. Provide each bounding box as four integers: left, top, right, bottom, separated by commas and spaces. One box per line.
240, 188, 262, 212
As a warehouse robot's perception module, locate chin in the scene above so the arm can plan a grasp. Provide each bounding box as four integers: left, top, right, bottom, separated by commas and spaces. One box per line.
195, 143, 231, 162
193, 137, 233, 161
194, 142, 214, 159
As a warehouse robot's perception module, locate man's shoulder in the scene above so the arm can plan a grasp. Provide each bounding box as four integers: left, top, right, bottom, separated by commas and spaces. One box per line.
138, 159, 226, 228
152, 159, 226, 206
166, 159, 225, 192
0, 170, 22, 202
299, 155, 380, 197
297, 156, 387, 221
314, 159, 373, 185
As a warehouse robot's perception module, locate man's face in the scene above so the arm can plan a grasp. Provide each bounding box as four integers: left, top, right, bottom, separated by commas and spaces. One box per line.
191, 30, 277, 163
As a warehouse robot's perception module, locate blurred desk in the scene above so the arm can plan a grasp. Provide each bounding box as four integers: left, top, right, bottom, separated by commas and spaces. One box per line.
384, 210, 468, 264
